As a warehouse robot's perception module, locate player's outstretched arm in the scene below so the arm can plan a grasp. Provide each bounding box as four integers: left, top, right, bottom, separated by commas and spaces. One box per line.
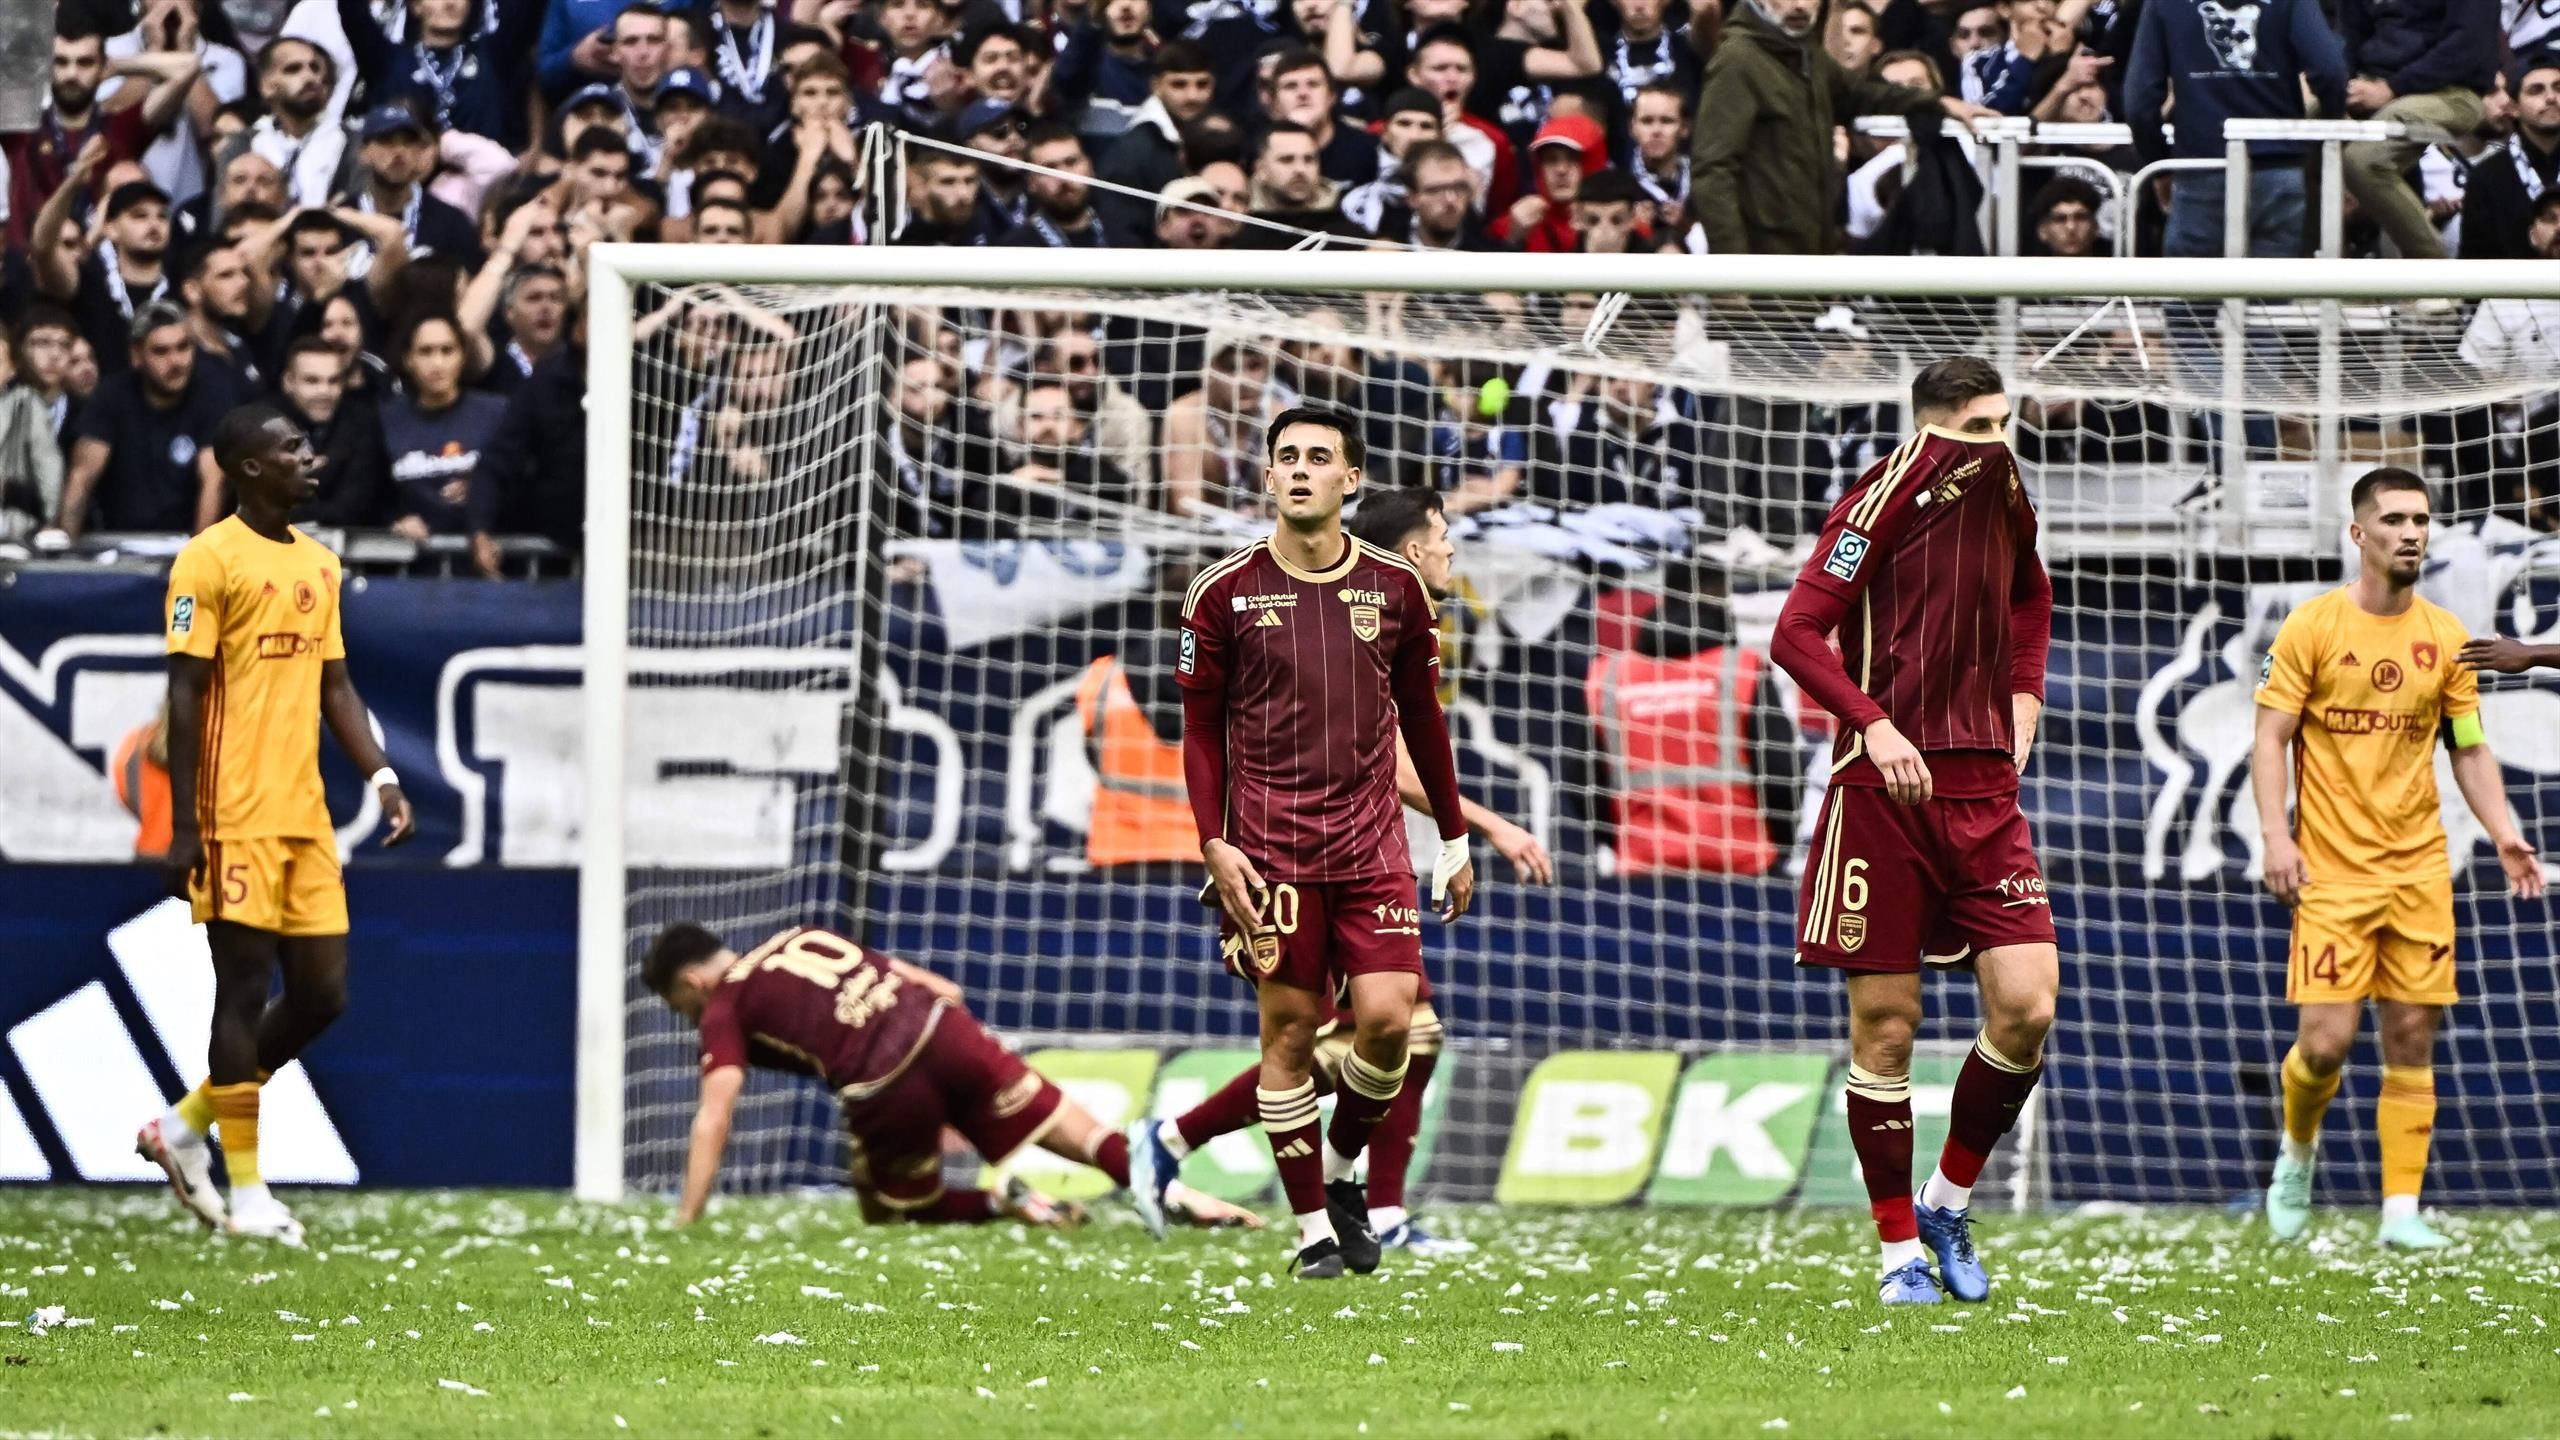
2458, 636, 2560, 673
162, 655, 214, 900
2250, 705, 2307, 908
674, 1063, 746, 1226
2449, 737, 2545, 900
318, 660, 413, 846
1392, 733, 1552, 884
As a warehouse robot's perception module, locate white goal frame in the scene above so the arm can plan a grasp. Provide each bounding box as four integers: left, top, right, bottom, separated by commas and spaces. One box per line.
575, 245, 2560, 1202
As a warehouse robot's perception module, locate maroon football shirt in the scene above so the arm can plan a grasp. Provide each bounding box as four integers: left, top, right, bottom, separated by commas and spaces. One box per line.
1176, 536, 1449, 882
1773, 427, 2053, 799
695, 927, 940, 1097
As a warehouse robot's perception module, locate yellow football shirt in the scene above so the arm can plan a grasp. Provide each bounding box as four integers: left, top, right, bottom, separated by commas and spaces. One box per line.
163, 516, 346, 842
2254, 586, 2477, 885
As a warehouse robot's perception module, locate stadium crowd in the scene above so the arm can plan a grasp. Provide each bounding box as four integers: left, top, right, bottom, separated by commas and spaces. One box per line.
0, 0, 2555, 560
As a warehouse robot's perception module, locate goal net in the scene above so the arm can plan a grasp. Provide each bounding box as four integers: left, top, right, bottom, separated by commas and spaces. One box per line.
582, 249, 2560, 1213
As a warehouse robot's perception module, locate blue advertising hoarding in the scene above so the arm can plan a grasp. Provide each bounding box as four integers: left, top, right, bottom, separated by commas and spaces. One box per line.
2, 553, 2556, 1202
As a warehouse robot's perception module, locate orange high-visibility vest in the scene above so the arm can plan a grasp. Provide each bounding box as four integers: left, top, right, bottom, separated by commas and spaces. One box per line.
1072, 655, 1199, 866
1585, 646, 1777, 877
112, 720, 174, 860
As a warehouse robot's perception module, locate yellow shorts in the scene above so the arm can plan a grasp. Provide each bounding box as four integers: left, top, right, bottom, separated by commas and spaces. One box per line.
190, 836, 348, 937
2287, 881, 2456, 1006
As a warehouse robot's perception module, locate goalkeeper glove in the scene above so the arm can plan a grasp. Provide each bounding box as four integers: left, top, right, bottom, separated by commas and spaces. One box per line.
1432, 835, 1471, 907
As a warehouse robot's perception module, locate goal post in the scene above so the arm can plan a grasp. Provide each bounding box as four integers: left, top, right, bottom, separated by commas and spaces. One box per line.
579, 245, 2560, 1209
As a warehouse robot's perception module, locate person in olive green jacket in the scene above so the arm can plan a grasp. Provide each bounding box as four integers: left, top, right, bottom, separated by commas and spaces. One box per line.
1692, 0, 1995, 255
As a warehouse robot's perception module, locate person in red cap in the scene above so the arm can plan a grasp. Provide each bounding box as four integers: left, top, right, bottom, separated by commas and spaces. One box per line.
1489, 110, 1605, 251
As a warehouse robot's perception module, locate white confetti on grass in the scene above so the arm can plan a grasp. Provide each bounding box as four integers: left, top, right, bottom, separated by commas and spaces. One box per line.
2005, 1387, 2028, 1400
437, 1380, 490, 1398
228, 1393, 255, 1403
1492, 1342, 1524, 1353
756, 1332, 807, 1346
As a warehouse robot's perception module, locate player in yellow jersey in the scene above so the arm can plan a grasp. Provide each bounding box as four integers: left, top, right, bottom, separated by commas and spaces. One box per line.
131, 402, 414, 1246
2250, 468, 2544, 1250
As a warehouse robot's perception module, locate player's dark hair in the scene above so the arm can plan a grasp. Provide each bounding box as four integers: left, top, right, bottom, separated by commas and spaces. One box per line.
1349, 485, 1442, 553
2351, 466, 2432, 516
642, 921, 728, 998
211, 400, 289, 475
1910, 356, 2005, 417
1267, 404, 1364, 469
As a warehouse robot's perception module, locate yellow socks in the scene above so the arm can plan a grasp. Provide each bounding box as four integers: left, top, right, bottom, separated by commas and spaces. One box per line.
173, 1082, 217, 1137
2377, 1065, 2437, 1203
176, 1070, 272, 1144
2280, 1046, 2342, 1156
209, 1082, 263, 1189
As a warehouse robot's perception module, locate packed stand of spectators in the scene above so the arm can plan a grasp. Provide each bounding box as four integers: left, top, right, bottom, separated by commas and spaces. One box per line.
8, 0, 2560, 559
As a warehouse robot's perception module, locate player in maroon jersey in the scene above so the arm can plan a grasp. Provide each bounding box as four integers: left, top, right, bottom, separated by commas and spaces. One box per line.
1137, 404, 1476, 1280
1140, 487, 1552, 1258
645, 922, 1263, 1231
1770, 357, 2058, 1307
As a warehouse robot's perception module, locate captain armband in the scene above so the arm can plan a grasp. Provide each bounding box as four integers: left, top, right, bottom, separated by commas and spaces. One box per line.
2451, 712, 2486, 749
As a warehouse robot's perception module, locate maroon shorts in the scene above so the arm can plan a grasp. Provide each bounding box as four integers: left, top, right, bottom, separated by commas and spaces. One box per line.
1795, 783, 2055, 974
1218, 871, 1427, 994
839, 1005, 1064, 1210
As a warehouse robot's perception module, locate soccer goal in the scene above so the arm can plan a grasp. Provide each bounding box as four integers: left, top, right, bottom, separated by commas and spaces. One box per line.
577, 247, 2560, 1213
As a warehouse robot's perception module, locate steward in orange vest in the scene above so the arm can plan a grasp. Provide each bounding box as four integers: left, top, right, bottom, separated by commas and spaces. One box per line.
112, 700, 176, 861
1584, 583, 1801, 877
1073, 651, 1198, 866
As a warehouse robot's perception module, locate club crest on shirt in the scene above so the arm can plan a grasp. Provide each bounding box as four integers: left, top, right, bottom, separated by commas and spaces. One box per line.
1350, 605, 1381, 641
1836, 914, 1867, 952
1823, 530, 1871, 582
2413, 641, 2438, 671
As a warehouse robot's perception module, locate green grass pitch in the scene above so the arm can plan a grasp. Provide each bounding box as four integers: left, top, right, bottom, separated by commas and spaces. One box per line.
1, 1191, 2555, 1438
